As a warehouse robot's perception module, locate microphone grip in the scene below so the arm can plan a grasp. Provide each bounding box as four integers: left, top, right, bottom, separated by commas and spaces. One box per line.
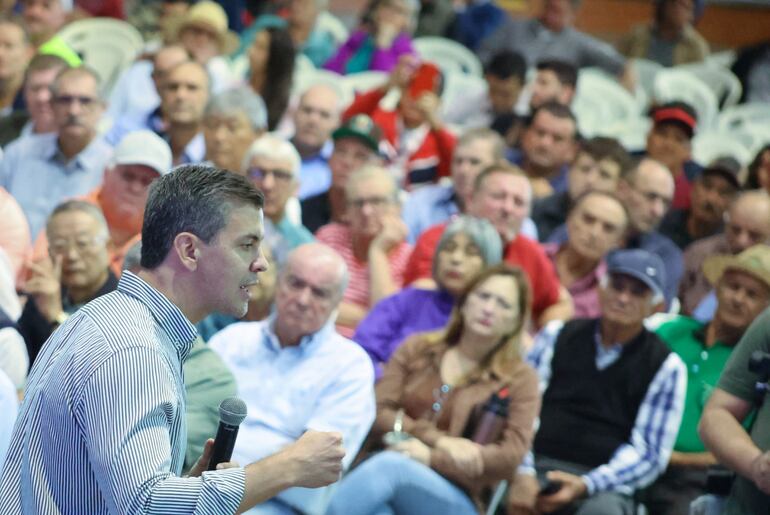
207, 422, 240, 471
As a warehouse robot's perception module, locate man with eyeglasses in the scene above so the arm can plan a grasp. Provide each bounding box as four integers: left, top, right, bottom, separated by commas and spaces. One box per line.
18, 200, 117, 369
0, 66, 112, 240
208, 242, 375, 515
243, 134, 314, 264
317, 165, 412, 337
507, 248, 686, 515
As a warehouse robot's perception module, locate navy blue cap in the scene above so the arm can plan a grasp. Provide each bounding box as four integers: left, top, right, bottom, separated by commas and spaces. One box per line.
606, 249, 666, 298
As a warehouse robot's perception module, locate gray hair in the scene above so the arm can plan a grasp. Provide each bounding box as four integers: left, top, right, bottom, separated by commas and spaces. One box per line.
432, 216, 503, 281
205, 87, 268, 132
344, 164, 399, 202
46, 200, 109, 240
457, 128, 505, 161
241, 134, 301, 177
122, 241, 142, 272
50, 65, 104, 101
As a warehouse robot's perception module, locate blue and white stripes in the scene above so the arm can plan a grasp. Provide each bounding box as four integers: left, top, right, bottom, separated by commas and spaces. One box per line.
0, 271, 245, 514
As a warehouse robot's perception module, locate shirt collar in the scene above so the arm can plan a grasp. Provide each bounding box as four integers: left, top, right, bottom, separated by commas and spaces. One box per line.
117, 271, 198, 361
48, 135, 108, 171
260, 311, 336, 352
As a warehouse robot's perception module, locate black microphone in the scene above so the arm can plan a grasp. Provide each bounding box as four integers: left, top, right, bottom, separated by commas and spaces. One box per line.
208, 397, 248, 471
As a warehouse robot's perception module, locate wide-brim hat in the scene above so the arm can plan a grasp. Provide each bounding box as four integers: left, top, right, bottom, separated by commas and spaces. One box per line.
176, 1, 239, 55
703, 244, 770, 289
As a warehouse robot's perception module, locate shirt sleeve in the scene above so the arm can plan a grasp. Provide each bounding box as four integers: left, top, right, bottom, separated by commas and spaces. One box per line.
582, 353, 687, 495
577, 32, 626, 76
75, 346, 246, 514
718, 308, 770, 401
353, 293, 408, 379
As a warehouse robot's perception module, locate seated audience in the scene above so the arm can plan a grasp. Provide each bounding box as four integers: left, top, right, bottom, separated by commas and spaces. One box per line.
245, 23, 296, 130
641, 244, 770, 515
286, 0, 338, 67
543, 191, 630, 318
508, 249, 686, 515
316, 165, 412, 337
0, 18, 32, 119
644, 101, 701, 210
203, 87, 268, 173
210, 243, 375, 514
0, 53, 68, 147
659, 158, 740, 249
0, 66, 112, 239
355, 215, 502, 378
509, 102, 578, 198
618, 0, 708, 67
680, 191, 770, 315
301, 114, 384, 233
745, 143, 770, 194
549, 158, 683, 307
326, 264, 540, 515
533, 136, 633, 241
342, 56, 456, 188
290, 84, 342, 200
406, 163, 573, 328
478, 0, 632, 88
443, 50, 527, 132
324, 0, 417, 74
243, 134, 314, 263
19, 200, 118, 368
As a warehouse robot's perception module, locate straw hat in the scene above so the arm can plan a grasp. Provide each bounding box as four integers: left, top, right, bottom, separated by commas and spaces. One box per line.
176, 1, 239, 55
703, 244, 770, 288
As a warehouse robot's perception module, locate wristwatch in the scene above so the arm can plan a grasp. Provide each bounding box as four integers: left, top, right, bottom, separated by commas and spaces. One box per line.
54, 312, 69, 326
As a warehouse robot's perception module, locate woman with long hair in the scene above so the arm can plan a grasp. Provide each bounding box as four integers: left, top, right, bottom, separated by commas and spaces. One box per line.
245, 23, 296, 130
326, 263, 540, 514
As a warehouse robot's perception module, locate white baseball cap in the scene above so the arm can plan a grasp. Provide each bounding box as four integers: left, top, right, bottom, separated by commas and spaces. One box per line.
113, 131, 173, 176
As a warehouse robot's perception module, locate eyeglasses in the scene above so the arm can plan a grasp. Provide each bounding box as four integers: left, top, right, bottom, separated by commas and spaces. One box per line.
247, 167, 294, 183
49, 235, 106, 255
52, 95, 100, 109
349, 196, 393, 210
607, 275, 650, 298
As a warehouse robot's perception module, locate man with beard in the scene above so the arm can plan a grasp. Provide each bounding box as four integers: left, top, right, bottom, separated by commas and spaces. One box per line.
0, 66, 112, 238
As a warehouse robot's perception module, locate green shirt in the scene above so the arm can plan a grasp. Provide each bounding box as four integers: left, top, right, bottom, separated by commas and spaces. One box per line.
716, 306, 770, 515
656, 316, 734, 453
182, 338, 238, 472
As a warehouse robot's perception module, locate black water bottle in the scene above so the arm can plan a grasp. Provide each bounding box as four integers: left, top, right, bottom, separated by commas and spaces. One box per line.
469, 387, 510, 445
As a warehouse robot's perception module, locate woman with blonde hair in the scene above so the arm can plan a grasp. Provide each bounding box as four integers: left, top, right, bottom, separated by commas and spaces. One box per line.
326, 263, 540, 515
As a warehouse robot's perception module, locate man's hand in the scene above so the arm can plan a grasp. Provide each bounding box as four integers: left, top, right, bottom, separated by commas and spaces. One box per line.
536, 470, 587, 514
284, 430, 346, 488
187, 438, 240, 477
386, 55, 417, 91
435, 436, 483, 476
391, 437, 431, 466
506, 473, 539, 515
416, 92, 442, 129
371, 214, 408, 252
25, 255, 64, 324
750, 451, 770, 494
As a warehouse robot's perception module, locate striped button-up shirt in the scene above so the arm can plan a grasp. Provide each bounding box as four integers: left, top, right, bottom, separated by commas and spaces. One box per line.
0, 272, 246, 514
521, 320, 687, 495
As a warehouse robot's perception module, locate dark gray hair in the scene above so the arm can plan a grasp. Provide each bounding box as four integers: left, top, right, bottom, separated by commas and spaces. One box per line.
140, 164, 265, 269
205, 87, 268, 132
50, 65, 103, 101
46, 200, 108, 240
432, 216, 503, 280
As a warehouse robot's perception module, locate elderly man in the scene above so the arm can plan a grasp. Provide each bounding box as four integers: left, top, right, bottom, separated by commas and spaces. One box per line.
203, 87, 267, 172
21, 0, 69, 47
317, 166, 412, 337
291, 84, 342, 200
244, 134, 314, 263
18, 200, 118, 368
533, 136, 633, 241
543, 191, 630, 318
301, 114, 384, 233
508, 249, 686, 515
510, 102, 578, 198
659, 158, 740, 249
209, 243, 375, 515
0, 53, 68, 146
550, 158, 683, 307
405, 163, 573, 328
0, 66, 112, 238
642, 245, 770, 515
478, 0, 632, 88
680, 190, 770, 316
0, 18, 33, 118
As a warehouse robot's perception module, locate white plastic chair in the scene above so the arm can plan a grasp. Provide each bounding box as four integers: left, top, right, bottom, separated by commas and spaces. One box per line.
413, 36, 483, 77
716, 102, 770, 133
598, 117, 652, 153
692, 131, 753, 167
653, 68, 719, 129
677, 62, 743, 108
315, 11, 350, 46
705, 50, 737, 69
343, 71, 389, 94
573, 69, 640, 137
631, 58, 662, 110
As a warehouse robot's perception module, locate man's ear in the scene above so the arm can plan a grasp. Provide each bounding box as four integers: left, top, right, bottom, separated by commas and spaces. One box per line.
172, 232, 201, 271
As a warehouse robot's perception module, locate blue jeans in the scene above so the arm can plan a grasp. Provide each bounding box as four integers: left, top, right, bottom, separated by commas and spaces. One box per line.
325, 451, 478, 515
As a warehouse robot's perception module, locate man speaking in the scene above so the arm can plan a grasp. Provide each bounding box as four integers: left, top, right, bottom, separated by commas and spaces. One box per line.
0, 165, 345, 513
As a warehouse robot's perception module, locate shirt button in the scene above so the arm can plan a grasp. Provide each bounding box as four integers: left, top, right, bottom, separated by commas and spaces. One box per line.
701, 350, 709, 361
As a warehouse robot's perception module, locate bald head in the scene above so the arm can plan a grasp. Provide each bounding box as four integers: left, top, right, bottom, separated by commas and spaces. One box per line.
619, 158, 674, 233
284, 243, 348, 301
726, 191, 770, 254
293, 83, 342, 152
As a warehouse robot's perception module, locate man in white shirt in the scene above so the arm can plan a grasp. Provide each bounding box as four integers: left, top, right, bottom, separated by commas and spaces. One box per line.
209, 242, 376, 515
